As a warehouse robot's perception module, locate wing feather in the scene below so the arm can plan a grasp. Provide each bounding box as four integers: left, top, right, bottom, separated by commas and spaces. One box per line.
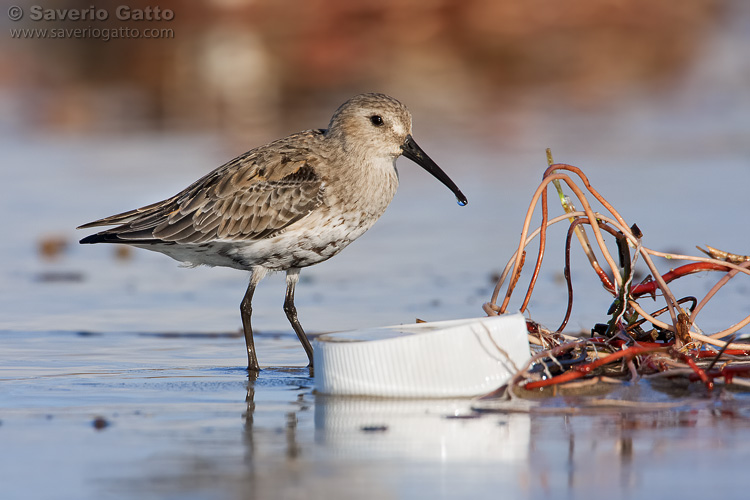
78, 130, 327, 245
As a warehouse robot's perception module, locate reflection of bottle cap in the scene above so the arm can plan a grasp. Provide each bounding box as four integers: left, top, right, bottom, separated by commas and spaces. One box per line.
313, 313, 530, 398
313, 396, 531, 463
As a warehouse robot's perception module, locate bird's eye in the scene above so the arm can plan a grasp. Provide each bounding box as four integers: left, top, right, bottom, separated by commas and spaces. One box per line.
370, 115, 384, 127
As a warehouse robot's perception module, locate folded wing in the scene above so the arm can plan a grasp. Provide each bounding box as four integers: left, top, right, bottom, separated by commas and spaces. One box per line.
78, 131, 326, 245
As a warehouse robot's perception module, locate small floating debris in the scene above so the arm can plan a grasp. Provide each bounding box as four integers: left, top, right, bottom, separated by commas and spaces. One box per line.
114, 245, 133, 261
360, 425, 388, 432
314, 314, 530, 397
38, 235, 68, 260
35, 271, 84, 283
138, 331, 243, 339
76, 331, 102, 337
92, 416, 110, 430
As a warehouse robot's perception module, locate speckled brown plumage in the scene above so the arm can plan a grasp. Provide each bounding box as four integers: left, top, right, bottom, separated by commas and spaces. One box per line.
79, 130, 327, 245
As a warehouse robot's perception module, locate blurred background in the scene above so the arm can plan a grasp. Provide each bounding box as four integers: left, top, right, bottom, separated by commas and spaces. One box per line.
1, 0, 748, 338
2, 0, 739, 142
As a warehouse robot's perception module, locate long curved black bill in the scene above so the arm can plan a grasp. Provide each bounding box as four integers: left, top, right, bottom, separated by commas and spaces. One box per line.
401, 135, 468, 206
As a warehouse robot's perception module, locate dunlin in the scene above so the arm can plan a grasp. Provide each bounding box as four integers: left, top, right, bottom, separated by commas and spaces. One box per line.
78, 93, 467, 371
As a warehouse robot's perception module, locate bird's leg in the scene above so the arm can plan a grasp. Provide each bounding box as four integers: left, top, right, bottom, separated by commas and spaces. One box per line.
283, 268, 314, 368
240, 282, 259, 372
241, 267, 267, 372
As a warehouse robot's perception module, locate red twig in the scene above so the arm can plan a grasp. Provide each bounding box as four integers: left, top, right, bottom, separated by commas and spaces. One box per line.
630, 262, 731, 297
688, 364, 750, 384
521, 343, 731, 391
519, 174, 550, 313
594, 337, 750, 359
695, 349, 749, 358
523, 345, 663, 390
667, 347, 712, 391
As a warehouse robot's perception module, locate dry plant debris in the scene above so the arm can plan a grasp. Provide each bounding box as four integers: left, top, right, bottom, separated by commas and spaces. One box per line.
483, 154, 750, 396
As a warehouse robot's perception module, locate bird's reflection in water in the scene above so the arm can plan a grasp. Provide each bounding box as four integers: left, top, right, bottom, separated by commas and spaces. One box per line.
242, 367, 314, 469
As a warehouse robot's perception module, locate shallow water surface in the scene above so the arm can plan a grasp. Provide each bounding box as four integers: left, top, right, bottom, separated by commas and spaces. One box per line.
2, 330, 750, 500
